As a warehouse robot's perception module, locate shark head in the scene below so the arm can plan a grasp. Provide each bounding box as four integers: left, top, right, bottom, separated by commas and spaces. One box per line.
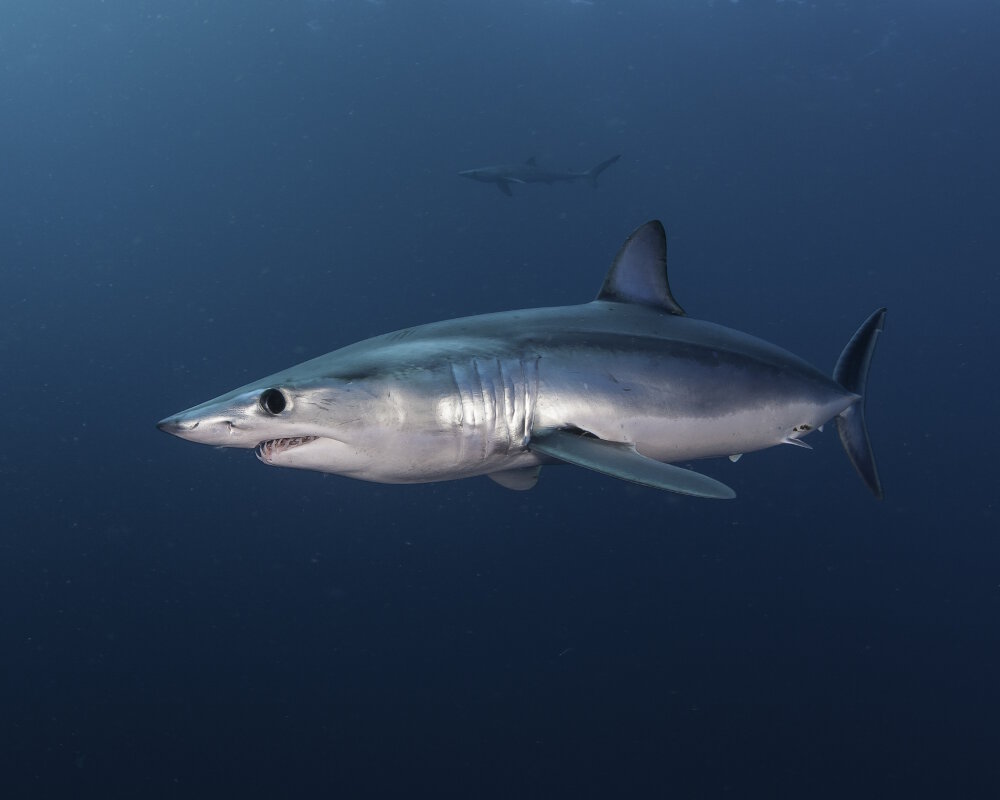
157, 375, 381, 476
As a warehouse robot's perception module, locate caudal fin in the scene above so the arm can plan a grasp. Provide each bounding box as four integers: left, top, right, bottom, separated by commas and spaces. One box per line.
585, 154, 621, 187
833, 308, 887, 499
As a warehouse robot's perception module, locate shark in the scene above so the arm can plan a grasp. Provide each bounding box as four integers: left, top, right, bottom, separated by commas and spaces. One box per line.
157, 221, 886, 500
459, 154, 621, 196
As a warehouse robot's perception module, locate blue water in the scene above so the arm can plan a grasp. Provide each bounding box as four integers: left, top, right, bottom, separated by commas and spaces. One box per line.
2, 1, 998, 796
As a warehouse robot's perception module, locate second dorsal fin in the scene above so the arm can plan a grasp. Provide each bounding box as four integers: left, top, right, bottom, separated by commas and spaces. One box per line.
597, 220, 685, 315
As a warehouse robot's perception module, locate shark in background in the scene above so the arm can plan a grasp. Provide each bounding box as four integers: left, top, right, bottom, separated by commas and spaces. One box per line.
459, 154, 621, 196
158, 221, 885, 500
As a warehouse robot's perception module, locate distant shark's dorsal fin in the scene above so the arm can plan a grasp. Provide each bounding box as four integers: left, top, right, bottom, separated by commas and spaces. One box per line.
597, 220, 686, 315
525, 156, 537, 166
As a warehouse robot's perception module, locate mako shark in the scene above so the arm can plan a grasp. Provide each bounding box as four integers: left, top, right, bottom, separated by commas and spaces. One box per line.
158, 221, 886, 499
459, 155, 621, 196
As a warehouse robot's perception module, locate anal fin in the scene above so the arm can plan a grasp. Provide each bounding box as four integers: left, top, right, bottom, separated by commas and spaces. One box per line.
529, 430, 735, 500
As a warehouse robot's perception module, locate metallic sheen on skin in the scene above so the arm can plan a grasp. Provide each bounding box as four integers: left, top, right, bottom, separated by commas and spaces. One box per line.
158, 221, 886, 499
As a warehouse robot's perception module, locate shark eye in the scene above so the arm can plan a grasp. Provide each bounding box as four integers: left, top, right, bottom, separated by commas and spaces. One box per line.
259, 388, 287, 415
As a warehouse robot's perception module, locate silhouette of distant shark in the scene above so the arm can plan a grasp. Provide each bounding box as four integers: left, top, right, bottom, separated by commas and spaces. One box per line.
459, 154, 620, 196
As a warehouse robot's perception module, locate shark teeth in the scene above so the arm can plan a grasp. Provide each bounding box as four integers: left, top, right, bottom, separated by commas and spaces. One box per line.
256, 436, 318, 464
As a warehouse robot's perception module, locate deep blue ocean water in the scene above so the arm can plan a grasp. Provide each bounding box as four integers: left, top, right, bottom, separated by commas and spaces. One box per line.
2, 1, 998, 797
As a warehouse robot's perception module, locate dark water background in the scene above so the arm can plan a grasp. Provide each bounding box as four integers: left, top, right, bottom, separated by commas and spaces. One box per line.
2, 1, 998, 797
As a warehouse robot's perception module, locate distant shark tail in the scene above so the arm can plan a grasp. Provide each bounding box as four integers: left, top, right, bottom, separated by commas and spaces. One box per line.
584, 154, 621, 187
833, 308, 887, 499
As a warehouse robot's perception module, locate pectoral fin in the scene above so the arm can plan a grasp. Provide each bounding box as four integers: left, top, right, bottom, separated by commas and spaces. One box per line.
529, 430, 735, 500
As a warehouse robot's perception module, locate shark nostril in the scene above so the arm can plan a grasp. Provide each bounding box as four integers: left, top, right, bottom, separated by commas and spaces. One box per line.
157, 418, 198, 433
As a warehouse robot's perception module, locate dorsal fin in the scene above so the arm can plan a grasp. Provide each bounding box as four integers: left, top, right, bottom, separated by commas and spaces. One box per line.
597, 220, 685, 315
525, 156, 537, 166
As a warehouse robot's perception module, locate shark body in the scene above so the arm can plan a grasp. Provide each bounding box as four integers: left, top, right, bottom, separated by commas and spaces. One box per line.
158, 222, 885, 499
459, 155, 621, 196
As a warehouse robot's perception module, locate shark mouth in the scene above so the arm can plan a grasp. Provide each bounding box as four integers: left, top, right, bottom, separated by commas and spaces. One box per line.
256, 436, 319, 464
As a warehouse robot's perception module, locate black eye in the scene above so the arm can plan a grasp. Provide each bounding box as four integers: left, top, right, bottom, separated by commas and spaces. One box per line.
259, 388, 287, 415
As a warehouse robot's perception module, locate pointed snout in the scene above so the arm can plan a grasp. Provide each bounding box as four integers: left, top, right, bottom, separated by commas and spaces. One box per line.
156, 397, 263, 448
156, 414, 199, 438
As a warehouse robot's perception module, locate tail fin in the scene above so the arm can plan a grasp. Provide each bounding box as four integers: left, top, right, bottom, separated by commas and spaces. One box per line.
585, 154, 621, 187
833, 308, 887, 499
